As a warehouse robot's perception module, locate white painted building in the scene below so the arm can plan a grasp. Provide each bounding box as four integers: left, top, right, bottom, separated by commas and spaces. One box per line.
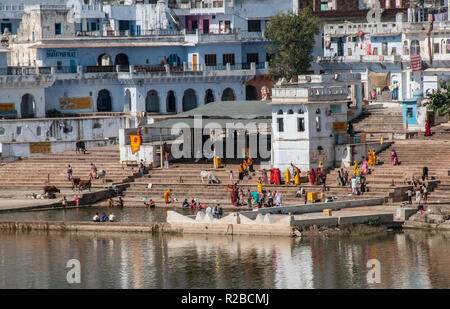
270, 73, 362, 171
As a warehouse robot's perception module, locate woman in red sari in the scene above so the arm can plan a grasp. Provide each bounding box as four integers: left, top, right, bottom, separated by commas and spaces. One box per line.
310, 168, 316, 185
425, 120, 432, 136
270, 168, 275, 184
274, 168, 281, 185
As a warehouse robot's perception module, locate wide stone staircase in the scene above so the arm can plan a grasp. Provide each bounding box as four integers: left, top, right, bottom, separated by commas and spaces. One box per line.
352, 107, 404, 141
120, 159, 392, 208
0, 145, 137, 197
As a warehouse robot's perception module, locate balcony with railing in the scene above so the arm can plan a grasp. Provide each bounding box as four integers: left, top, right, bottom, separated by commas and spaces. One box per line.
324, 22, 402, 37
0, 61, 268, 78
172, 0, 233, 14
317, 54, 402, 63
0, 4, 24, 18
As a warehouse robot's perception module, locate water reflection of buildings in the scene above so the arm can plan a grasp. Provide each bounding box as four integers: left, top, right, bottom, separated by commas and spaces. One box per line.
3, 231, 450, 288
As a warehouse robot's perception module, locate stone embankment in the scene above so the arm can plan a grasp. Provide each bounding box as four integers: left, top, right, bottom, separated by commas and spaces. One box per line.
0, 220, 178, 234
403, 212, 450, 231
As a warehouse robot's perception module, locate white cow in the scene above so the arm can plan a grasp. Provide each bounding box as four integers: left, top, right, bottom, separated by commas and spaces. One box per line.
97, 170, 106, 183
200, 170, 221, 184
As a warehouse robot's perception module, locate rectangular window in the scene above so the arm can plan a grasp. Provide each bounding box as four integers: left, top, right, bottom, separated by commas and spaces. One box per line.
277, 118, 284, 132
330, 104, 342, 114
205, 54, 217, 66
246, 53, 259, 64
223, 53, 235, 65
224, 21, 231, 32
315, 116, 321, 132
297, 118, 305, 132
248, 20, 261, 32
55, 23, 62, 35
16, 127, 22, 135
391, 47, 397, 55
434, 42, 440, 54
1, 23, 12, 34
57, 61, 62, 70
382, 42, 388, 55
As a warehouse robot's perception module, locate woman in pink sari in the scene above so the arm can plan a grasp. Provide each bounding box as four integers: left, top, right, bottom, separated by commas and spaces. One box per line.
361, 156, 369, 175
425, 120, 432, 136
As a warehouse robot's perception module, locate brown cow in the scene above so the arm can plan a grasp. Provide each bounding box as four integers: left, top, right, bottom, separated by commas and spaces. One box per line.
71, 177, 81, 191
78, 179, 91, 192
43, 186, 60, 194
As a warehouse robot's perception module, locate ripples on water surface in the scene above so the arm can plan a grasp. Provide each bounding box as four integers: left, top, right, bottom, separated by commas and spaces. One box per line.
1, 230, 450, 288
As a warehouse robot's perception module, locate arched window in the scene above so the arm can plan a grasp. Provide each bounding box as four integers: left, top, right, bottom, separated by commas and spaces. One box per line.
316, 108, 321, 114
124, 89, 131, 112
447, 39, 450, 54
298, 108, 304, 114
287, 109, 294, 114
166, 91, 176, 113
97, 89, 112, 112
245, 85, 258, 100
114, 53, 130, 66
410, 40, 420, 56
36, 126, 42, 136
145, 90, 160, 113
277, 111, 284, 132
221, 88, 236, 101
204, 89, 215, 104
20, 94, 36, 118
97, 53, 112, 66
0, 127, 5, 135
182, 89, 197, 111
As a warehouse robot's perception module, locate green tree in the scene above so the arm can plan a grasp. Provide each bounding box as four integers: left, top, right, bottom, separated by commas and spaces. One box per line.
264, 8, 320, 81
423, 81, 450, 114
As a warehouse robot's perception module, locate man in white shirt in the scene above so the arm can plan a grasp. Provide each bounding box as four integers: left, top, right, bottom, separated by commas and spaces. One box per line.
351, 177, 357, 194
205, 205, 213, 216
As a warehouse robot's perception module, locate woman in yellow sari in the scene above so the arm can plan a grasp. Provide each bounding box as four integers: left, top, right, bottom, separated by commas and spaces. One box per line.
257, 179, 263, 193
285, 167, 291, 184
353, 161, 360, 176
294, 167, 301, 185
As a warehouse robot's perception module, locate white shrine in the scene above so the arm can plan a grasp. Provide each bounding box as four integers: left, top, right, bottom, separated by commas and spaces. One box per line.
270, 73, 363, 171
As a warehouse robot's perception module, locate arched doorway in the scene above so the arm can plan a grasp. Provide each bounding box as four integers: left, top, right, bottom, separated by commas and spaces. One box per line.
146, 90, 160, 113
97, 89, 112, 112
97, 54, 112, 66
124, 89, 131, 113
221, 88, 235, 101
204, 89, 215, 104
166, 91, 176, 113
114, 53, 130, 66
182, 89, 197, 111
245, 85, 258, 100
167, 54, 181, 67
20, 94, 36, 118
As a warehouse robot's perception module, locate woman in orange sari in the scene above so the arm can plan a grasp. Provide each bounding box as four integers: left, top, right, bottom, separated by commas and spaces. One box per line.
247, 156, 254, 172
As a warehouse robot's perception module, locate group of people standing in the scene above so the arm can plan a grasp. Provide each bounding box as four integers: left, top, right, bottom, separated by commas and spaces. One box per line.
308, 161, 327, 191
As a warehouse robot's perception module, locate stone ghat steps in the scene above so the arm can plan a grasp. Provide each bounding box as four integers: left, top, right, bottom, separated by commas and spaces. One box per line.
0, 145, 139, 189
121, 194, 385, 207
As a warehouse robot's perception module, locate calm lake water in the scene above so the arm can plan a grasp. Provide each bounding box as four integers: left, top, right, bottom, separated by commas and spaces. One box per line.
0, 206, 192, 223
1, 229, 450, 288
